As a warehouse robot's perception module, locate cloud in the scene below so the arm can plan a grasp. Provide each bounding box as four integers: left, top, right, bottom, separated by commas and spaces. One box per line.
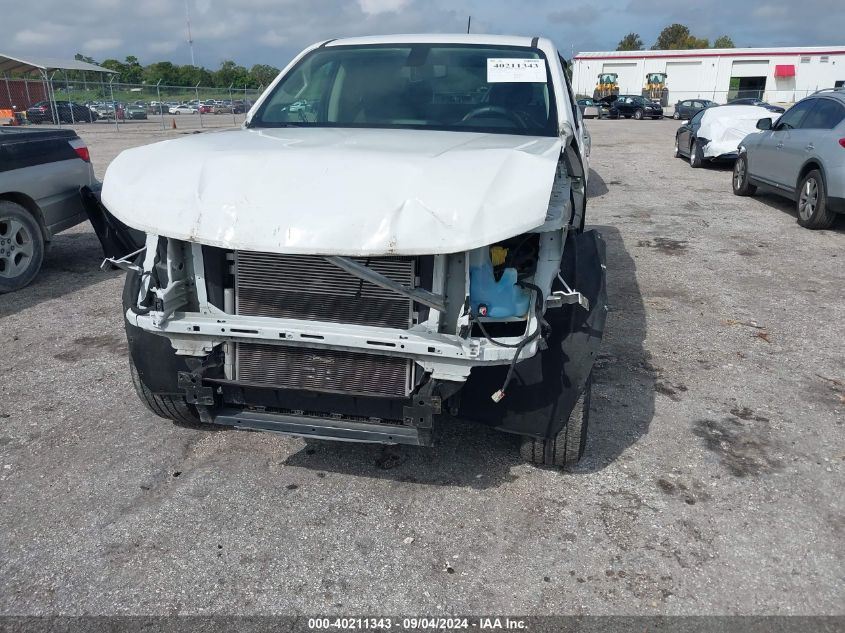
13, 29, 57, 46
259, 30, 289, 47
358, 0, 410, 15
1, 0, 841, 71
548, 6, 599, 27
84, 38, 123, 53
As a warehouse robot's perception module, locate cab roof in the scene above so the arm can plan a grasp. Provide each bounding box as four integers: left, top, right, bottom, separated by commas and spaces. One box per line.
322, 34, 552, 50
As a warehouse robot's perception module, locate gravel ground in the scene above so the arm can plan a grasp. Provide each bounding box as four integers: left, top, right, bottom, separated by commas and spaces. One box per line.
0, 119, 843, 616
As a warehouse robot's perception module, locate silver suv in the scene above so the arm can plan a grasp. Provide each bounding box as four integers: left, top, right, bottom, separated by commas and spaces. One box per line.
732, 88, 845, 229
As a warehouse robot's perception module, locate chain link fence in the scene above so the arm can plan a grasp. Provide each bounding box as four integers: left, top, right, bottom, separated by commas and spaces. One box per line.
1, 75, 263, 131
578, 88, 832, 114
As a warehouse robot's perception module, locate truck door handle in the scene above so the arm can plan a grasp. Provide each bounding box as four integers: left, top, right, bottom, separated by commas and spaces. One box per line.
806, 144, 814, 151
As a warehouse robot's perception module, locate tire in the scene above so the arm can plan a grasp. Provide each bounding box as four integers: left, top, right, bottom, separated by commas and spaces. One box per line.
689, 139, 702, 168
129, 358, 203, 427
673, 111, 680, 120
633, 108, 644, 120
520, 374, 593, 469
732, 155, 757, 196
796, 169, 836, 229
673, 135, 682, 158
0, 201, 45, 293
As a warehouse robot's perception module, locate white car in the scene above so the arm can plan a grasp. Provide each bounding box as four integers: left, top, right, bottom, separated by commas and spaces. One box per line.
168, 105, 197, 115
100, 34, 606, 468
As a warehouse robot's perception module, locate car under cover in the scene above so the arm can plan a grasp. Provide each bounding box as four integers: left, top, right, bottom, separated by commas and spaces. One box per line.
101, 127, 564, 256
697, 105, 782, 158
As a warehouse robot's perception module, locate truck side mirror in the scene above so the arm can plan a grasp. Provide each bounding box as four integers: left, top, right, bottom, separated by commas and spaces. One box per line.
756, 118, 772, 130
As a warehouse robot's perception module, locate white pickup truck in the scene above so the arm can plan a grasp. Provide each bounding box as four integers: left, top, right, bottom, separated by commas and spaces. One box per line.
100, 34, 608, 468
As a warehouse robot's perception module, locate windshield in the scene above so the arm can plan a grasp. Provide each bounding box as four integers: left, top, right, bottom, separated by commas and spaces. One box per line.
250, 44, 557, 136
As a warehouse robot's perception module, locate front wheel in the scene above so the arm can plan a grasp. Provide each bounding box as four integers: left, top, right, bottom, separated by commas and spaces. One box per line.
673, 135, 682, 158
732, 155, 757, 196
796, 170, 836, 229
0, 201, 45, 293
129, 358, 203, 427
633, 109, 644, 120
689, 139, 703, 168
520, 374, 593, 468
673, 111, 680, 120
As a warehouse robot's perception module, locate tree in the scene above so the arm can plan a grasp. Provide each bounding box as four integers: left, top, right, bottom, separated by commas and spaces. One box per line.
214, 60, 251, 88
617, 33, 644, 51
142, 61, 180, 85
121, 55, 143, 83
249, 64, 281, 88
652, 24, 711, 50
713, 35, 735, 48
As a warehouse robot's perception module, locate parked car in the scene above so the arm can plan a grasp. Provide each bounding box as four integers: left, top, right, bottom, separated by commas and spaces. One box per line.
26, 101, 99, 124
577, 98, 603, 119
199, 104, 212, 114
674, 105, 779, 168
99, 34, 608, 469
211, 104, 233, 114
732, 89, 845, 229
727, 98, 786, 114
169, 105, 198, 115
0, 127, 95, 291
125, 104, 148, 120
232, 100, 252, 114
606, 94, 663, 119
673, 99, 717, 120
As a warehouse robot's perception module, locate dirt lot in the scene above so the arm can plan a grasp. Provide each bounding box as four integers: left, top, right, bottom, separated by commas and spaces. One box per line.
1, 119, 843, 615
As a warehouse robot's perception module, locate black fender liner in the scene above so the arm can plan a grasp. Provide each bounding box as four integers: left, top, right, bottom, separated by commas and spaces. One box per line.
122, 266, 194, 395
80, 184, 145, 259
458, 229, 608, 439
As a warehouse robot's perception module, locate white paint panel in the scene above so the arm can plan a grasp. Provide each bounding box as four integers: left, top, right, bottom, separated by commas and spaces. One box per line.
602, 63, 638, 93
730, 60, 770, 77
665, 61, 703, 100
102, 128, 563, 256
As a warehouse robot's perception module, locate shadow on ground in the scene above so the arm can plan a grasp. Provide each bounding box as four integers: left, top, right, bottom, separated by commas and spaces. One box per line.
0, 230, 121, 318
284, 224, 654, 484
588, 168, 609, 196
752, 190, 845, 233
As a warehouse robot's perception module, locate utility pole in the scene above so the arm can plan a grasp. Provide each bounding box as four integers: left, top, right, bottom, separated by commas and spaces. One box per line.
185, 0, 195, 66
466, 16, 471, 34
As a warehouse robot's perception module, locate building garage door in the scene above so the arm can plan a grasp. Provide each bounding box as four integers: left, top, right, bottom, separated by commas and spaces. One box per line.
666, 61, 703, 101
602, 63, 638, 94
730, 60, 770, 99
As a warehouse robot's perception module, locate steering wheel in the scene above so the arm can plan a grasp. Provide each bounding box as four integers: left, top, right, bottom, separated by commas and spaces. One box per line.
461, 106, 526, 127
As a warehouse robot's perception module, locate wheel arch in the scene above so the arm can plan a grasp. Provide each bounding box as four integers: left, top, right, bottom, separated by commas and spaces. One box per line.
0, 192, 49, 241
562, 141, 586, 230
797, 160, 827, 194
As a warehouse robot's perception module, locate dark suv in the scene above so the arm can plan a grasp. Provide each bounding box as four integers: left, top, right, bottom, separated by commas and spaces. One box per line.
604, 94, 663, 120
26, 101, 99, 124
727, 98, 785, 114
673, 99, 717, 120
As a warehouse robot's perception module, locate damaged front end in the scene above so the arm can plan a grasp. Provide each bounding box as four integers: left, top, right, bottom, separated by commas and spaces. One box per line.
117, 181, 606, 447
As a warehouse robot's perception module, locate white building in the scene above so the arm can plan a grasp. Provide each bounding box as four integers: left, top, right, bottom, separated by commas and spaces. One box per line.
572, 46, 845, 105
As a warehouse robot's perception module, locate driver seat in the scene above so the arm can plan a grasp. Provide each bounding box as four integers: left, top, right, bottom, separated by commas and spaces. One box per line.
486, 83, 544, 126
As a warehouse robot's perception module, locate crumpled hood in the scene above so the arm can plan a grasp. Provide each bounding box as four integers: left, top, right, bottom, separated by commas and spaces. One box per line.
699, 105, 781, 158
102, 127, 562, 255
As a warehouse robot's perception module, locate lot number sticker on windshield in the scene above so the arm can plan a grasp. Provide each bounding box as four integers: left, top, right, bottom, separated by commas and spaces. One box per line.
487, 58, 546, 83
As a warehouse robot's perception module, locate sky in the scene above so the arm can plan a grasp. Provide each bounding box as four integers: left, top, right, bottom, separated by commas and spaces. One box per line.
7, 0, 844, 69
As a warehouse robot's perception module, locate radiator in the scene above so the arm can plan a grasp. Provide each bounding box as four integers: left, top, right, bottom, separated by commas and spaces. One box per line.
234, 252, 415, 398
